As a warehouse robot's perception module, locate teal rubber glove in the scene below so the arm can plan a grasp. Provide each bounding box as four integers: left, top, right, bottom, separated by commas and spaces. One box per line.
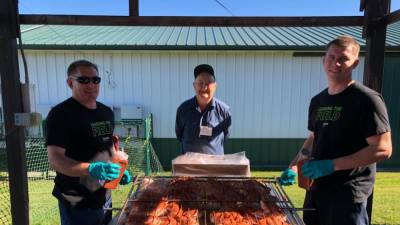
119, 170, 131, 185
301, 160, 334, 180
279, 168, 297, 186
88, 162, 120, 181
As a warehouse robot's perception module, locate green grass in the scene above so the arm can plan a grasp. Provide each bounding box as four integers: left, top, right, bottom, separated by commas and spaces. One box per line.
28, 180, 59, 225
371, 172, 400, 224
1, 171, 399, 225
0, 181, 11, 225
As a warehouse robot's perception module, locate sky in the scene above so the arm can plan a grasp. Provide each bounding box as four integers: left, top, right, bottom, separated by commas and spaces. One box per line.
18, 0, 400, 17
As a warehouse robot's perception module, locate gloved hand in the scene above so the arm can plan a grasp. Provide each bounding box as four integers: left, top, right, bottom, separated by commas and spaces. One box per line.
279, 168, 297, 186
301, 160, 334, 180
119, 170, 131, 185
88, 162, 120, 181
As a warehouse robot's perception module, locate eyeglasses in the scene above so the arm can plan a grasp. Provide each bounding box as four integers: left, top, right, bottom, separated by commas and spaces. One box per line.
70, 75, 101, 84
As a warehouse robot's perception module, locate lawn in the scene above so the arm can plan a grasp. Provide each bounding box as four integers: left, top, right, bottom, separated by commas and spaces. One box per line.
3, 171, 399, 225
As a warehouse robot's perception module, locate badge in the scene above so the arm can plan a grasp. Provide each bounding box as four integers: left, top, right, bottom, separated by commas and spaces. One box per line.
199, 125, 213, 137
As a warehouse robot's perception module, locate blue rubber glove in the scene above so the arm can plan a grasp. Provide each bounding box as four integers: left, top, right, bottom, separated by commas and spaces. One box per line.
279, 168, 297, 186
88, 162, 120, 180
119, 170, 131, 185
301, 160, 334, 180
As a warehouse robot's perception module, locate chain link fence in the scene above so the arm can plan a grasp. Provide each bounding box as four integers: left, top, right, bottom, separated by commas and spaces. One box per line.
0, 113, 163, 225
0, 139, 11, 225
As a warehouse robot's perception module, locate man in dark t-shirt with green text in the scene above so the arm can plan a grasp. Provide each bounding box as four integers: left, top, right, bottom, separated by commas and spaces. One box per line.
46, 60, 131, 225
279, 36, 392, 225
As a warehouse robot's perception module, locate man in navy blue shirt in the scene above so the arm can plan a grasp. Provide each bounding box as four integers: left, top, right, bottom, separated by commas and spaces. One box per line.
175, 64, 231, 155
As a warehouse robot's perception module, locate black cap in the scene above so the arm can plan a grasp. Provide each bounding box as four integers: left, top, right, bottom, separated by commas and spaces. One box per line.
194, 64, 215, 79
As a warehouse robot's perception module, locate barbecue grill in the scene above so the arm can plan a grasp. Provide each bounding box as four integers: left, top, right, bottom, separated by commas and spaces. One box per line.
113, 176, 305, 225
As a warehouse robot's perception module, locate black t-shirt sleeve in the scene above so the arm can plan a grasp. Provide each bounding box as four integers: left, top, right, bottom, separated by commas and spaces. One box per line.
307, 98, 316, 132
45, 107, 69, 148
360, 93, 391, 138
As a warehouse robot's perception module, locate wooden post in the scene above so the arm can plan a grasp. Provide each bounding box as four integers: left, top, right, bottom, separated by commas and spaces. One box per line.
361, 1, 391, 224
129, 0, 139, 16
362, 0, 390, 92
0, 1, 29, 225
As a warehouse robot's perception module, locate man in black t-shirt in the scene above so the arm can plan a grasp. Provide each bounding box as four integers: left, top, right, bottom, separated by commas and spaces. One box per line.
279, 36, 392, 225
46, 60, 131, 225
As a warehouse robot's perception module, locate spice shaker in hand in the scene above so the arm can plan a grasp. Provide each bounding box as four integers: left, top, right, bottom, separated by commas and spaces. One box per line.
297, 148, 313, 190
104, 136, 129, 189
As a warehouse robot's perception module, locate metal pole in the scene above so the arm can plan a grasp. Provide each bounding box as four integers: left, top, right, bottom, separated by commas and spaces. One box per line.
144, 114, 153, 175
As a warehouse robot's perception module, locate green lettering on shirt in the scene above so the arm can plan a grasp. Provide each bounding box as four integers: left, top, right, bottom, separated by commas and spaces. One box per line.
91, 121, 112, 137
315, 106, 342, 122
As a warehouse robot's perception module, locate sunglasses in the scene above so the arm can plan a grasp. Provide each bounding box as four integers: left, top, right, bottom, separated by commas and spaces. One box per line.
70, 75, 101, 84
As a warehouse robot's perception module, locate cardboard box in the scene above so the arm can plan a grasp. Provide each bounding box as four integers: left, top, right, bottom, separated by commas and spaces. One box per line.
172, 152, 250, 177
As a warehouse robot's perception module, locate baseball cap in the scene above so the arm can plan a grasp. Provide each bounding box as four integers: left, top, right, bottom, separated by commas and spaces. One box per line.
194, 64, 215, 79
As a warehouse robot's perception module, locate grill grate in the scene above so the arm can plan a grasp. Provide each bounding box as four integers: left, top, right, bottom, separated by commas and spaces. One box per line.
114, 176, 305, 225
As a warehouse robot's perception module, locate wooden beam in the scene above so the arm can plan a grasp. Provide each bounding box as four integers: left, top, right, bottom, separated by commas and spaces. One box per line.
0, 0, 20, 38
385, 9, 400, 24
363, 0, 390, 91
0, 2, 29, 225
129, 0, 139, 16
19, 15, 364, 27
359, 0, 366, 11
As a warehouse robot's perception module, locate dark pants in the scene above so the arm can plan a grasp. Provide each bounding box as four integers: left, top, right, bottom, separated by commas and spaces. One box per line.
58, 198, 112, 225
303, 190, 369, 225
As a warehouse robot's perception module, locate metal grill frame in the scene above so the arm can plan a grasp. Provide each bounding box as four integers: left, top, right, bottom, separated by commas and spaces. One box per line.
114, 176, 305, 225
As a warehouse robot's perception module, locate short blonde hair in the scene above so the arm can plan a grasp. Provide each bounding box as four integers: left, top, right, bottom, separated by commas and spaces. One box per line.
326, 35, 360, 56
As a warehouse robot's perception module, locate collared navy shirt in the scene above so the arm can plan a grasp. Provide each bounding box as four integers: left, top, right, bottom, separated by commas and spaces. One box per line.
175, 97, 231, 155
